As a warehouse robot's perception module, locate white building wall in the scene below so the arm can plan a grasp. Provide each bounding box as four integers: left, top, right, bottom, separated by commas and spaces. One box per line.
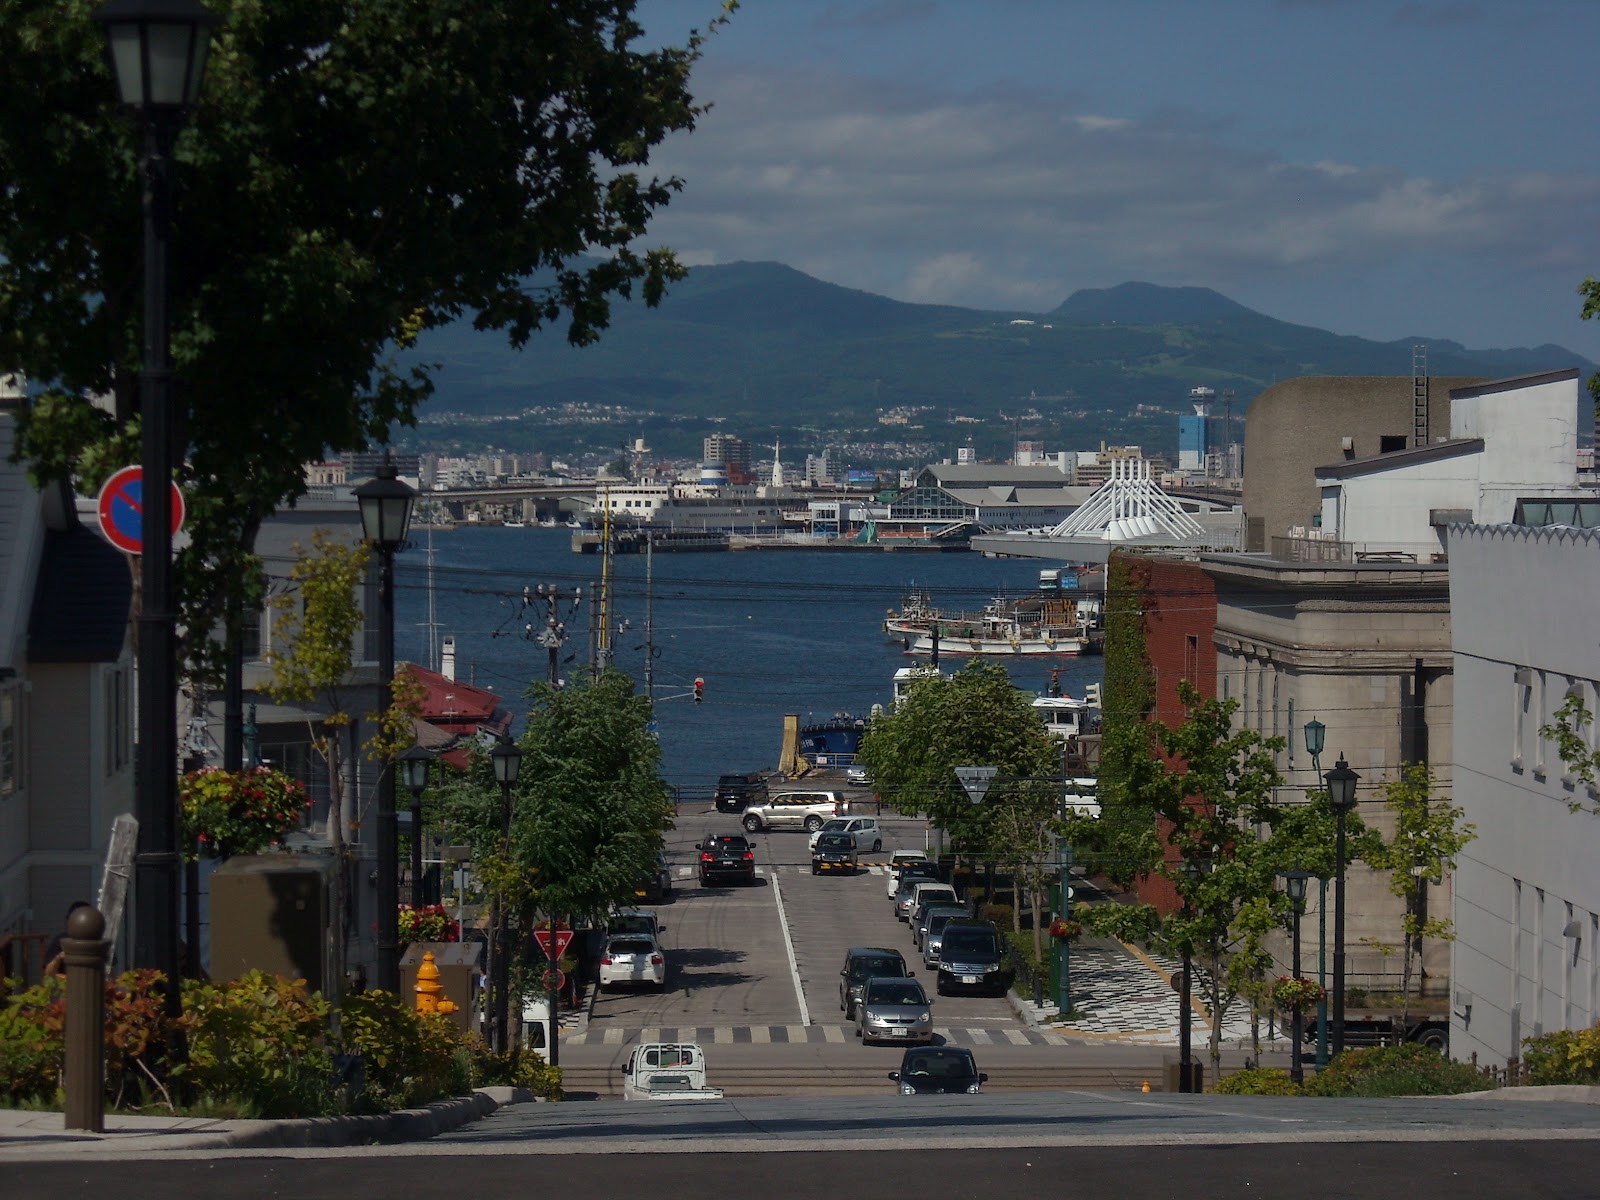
1319, 454, 1479, 556
1446, 523, 1600, 1067
1449, 374, 1580, 522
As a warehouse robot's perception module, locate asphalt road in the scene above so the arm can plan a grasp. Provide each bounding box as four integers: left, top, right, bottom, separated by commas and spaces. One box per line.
13, 1132, 1600, 1200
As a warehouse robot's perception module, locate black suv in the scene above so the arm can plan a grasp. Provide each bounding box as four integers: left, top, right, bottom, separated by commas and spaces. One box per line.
714, 772, 769, 813
696, 833, 756, 886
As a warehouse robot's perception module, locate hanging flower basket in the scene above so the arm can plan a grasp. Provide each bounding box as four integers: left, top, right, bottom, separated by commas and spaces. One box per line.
1271, 976, 1324, 1010
179, 766, 310, 861
1048, 917, 1083, 942
398, 903, 460, 944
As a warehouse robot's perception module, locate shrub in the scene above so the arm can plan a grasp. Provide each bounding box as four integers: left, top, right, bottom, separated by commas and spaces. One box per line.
468, 1040, 562, 1100
1522, 1025, 1600, 1085
1302, 1043, 1488, 1098
0, 970, 176, 1109
340, 990, 472, 1110
1214, 1067, 1301, 1096
979, 903, 1013, 927
182, 971, 335, 1117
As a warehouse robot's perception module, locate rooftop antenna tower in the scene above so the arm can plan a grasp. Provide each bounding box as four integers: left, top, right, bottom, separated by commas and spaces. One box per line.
1412, 343, 1429, 448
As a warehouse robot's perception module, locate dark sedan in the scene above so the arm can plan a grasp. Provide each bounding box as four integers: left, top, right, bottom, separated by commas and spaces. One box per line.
888, 1046, 988, 1095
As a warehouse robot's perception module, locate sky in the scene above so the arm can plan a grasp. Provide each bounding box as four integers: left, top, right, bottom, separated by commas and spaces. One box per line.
633, 0, 1600, 361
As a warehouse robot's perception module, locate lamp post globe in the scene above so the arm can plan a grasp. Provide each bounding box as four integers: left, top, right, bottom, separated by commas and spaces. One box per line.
1324, 755, 1360, 1055
1302, 718, 1325, 762
95, 0, 220, 1029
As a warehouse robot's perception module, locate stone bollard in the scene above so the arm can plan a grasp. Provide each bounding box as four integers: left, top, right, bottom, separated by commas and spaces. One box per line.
62, 905, 109, 1132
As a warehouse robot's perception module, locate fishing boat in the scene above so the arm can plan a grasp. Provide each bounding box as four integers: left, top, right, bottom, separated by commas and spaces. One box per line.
883, 585, 941, 638
901, 593, 1091, 656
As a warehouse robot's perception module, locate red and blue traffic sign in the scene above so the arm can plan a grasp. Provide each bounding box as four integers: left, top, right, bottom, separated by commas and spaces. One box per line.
96, 465, 185, 555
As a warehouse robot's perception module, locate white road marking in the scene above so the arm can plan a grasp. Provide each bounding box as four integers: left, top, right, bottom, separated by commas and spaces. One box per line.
822, 1024, 847, 1043
751, 1026, 772, 1043
1001, 1028, 1031, 1045
770, 871, 812, 1026
602, 1027, 624, 1045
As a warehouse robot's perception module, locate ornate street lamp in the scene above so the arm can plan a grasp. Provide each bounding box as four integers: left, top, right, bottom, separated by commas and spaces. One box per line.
1177, 855, 1208, 1094
354, 456, 416, 995
95, 0, 220, 1021
490, 737, 523, 1053
1324, 754, 1360, 1056
1280, 869, 1313, 1084
399, 744, 435, 909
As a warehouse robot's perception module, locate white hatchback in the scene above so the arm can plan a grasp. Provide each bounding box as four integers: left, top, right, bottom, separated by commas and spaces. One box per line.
599, 933, 667, 991
885, 850, 931, 899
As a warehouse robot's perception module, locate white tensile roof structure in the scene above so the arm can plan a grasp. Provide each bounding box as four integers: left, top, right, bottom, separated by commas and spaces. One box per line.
1046, 459, 1209, 544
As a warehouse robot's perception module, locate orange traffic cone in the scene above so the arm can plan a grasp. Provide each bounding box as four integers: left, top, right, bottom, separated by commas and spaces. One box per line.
1141, 1079, 1151, 1093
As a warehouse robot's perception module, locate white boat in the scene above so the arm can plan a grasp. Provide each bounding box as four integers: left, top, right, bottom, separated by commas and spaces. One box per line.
904, 596, 1090, 656
503, 520, 526, 529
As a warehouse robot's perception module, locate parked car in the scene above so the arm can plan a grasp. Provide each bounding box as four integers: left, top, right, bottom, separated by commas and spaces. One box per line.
935, 920, 1007, 996
635, 852, 674, 904
741, 790, 845, 833
808, 816, 883, 852
888, 1046, 987, 1095
856, 975, 934, 1045
900, 880, 958, 922
696, 833, 756, 886
608, 907, 661, 941
885, 851, 935, 899
713, 772, 768, 814
921, 907, 973, 969
599, 933, 666, 991
838, 947, 911, 1020
811, 831, 860, 875
846, 764, 871, 786
913, 902, 969, 952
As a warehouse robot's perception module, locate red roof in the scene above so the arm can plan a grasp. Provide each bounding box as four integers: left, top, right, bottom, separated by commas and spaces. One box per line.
407, 665, 513, 769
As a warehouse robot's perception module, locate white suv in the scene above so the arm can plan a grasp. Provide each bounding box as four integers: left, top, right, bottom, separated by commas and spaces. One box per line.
741, 790, 846, 833
808, 816, 882, 852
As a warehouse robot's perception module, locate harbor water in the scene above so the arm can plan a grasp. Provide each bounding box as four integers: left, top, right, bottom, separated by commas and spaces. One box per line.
394, 527, 1104, 794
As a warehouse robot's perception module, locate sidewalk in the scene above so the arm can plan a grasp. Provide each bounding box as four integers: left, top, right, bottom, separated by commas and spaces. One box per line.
0, 1087, 529, 1159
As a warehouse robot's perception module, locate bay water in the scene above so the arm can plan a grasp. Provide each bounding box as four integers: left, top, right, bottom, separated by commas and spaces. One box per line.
394, 527, 1103, 794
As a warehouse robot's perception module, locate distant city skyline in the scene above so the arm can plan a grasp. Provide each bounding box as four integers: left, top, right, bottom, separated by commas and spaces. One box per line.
635, 0, 1600, 360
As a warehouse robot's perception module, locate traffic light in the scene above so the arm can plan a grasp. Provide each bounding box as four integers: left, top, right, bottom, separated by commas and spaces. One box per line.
693, 677, 704, 703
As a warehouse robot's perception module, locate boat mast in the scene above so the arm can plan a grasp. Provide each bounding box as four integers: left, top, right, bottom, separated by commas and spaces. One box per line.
644, 532, 655, 704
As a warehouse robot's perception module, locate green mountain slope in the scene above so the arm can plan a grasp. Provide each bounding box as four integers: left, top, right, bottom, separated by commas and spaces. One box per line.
415, 261, 1591, 423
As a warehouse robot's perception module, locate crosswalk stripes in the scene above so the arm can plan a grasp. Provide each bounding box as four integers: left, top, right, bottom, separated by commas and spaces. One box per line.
573, 1023, 1069, 1047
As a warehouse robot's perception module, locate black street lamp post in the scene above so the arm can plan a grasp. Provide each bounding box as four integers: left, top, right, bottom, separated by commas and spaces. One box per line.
1281, 869, 1312, 1085
1178, 856, 1206, 1093
1303, 718, 1330, 1068
490, 738, 523, 1053
355, 458, 416, 995
399, 745, 434, 909
94, 0, 220, 1021
1324, 754, 1360, 1056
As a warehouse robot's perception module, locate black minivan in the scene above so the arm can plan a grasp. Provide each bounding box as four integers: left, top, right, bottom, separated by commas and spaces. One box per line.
714, 771, 768, 813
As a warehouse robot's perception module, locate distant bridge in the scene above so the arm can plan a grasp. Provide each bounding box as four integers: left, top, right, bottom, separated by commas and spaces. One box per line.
424, 482, 596, 523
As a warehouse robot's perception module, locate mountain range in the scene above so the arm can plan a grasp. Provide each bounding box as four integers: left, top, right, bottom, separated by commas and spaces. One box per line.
414, 262, 1592, 431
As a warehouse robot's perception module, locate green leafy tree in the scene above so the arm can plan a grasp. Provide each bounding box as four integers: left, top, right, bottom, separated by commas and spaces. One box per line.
262, 530, 423, 1003
1579, 279, 1600, 419
2, 0, 729, 681
1360, 762, 1475, 1017
1138, 683, 1291, 1074
857, 661, 1060, 858
1540, 692, 1600, 805
513, 670, 674, 924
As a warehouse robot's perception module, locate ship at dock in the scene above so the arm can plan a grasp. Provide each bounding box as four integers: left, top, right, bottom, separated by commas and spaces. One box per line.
883, 568, 1104, 657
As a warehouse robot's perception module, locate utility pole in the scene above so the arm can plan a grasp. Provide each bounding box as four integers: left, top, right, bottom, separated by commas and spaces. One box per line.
521, 584, 581, 687
644, 533, 655, 704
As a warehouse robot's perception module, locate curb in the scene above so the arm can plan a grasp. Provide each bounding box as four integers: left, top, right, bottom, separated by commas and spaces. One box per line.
209, 1086, 533, 1150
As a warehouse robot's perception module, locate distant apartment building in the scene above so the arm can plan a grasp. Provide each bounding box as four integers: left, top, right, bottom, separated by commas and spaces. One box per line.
805, 449, 838, 487
703, 434, 752, 476
343, 450, 421, 483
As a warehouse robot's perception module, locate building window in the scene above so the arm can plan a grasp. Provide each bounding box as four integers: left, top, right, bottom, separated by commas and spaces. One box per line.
1183, 635, 1198, 685
0, 687, 17, 796
1532, 670, 1548, 778
105, 667, 132, 775
1513, 666, 1533, 771
1287, 698, 1296, 767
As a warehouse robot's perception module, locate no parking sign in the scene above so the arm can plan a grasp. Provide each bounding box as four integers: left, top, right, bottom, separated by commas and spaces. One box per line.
96, 465, 185, 555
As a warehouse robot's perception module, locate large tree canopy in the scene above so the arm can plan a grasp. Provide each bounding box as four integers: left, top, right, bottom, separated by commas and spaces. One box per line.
2, 0, 725, 674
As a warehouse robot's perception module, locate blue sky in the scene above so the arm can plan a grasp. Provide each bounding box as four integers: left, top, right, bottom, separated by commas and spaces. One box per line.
634, 0, 1600, 360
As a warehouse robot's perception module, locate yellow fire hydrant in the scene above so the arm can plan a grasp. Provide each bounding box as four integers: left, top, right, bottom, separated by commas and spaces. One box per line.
414, 951, 459, 1016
